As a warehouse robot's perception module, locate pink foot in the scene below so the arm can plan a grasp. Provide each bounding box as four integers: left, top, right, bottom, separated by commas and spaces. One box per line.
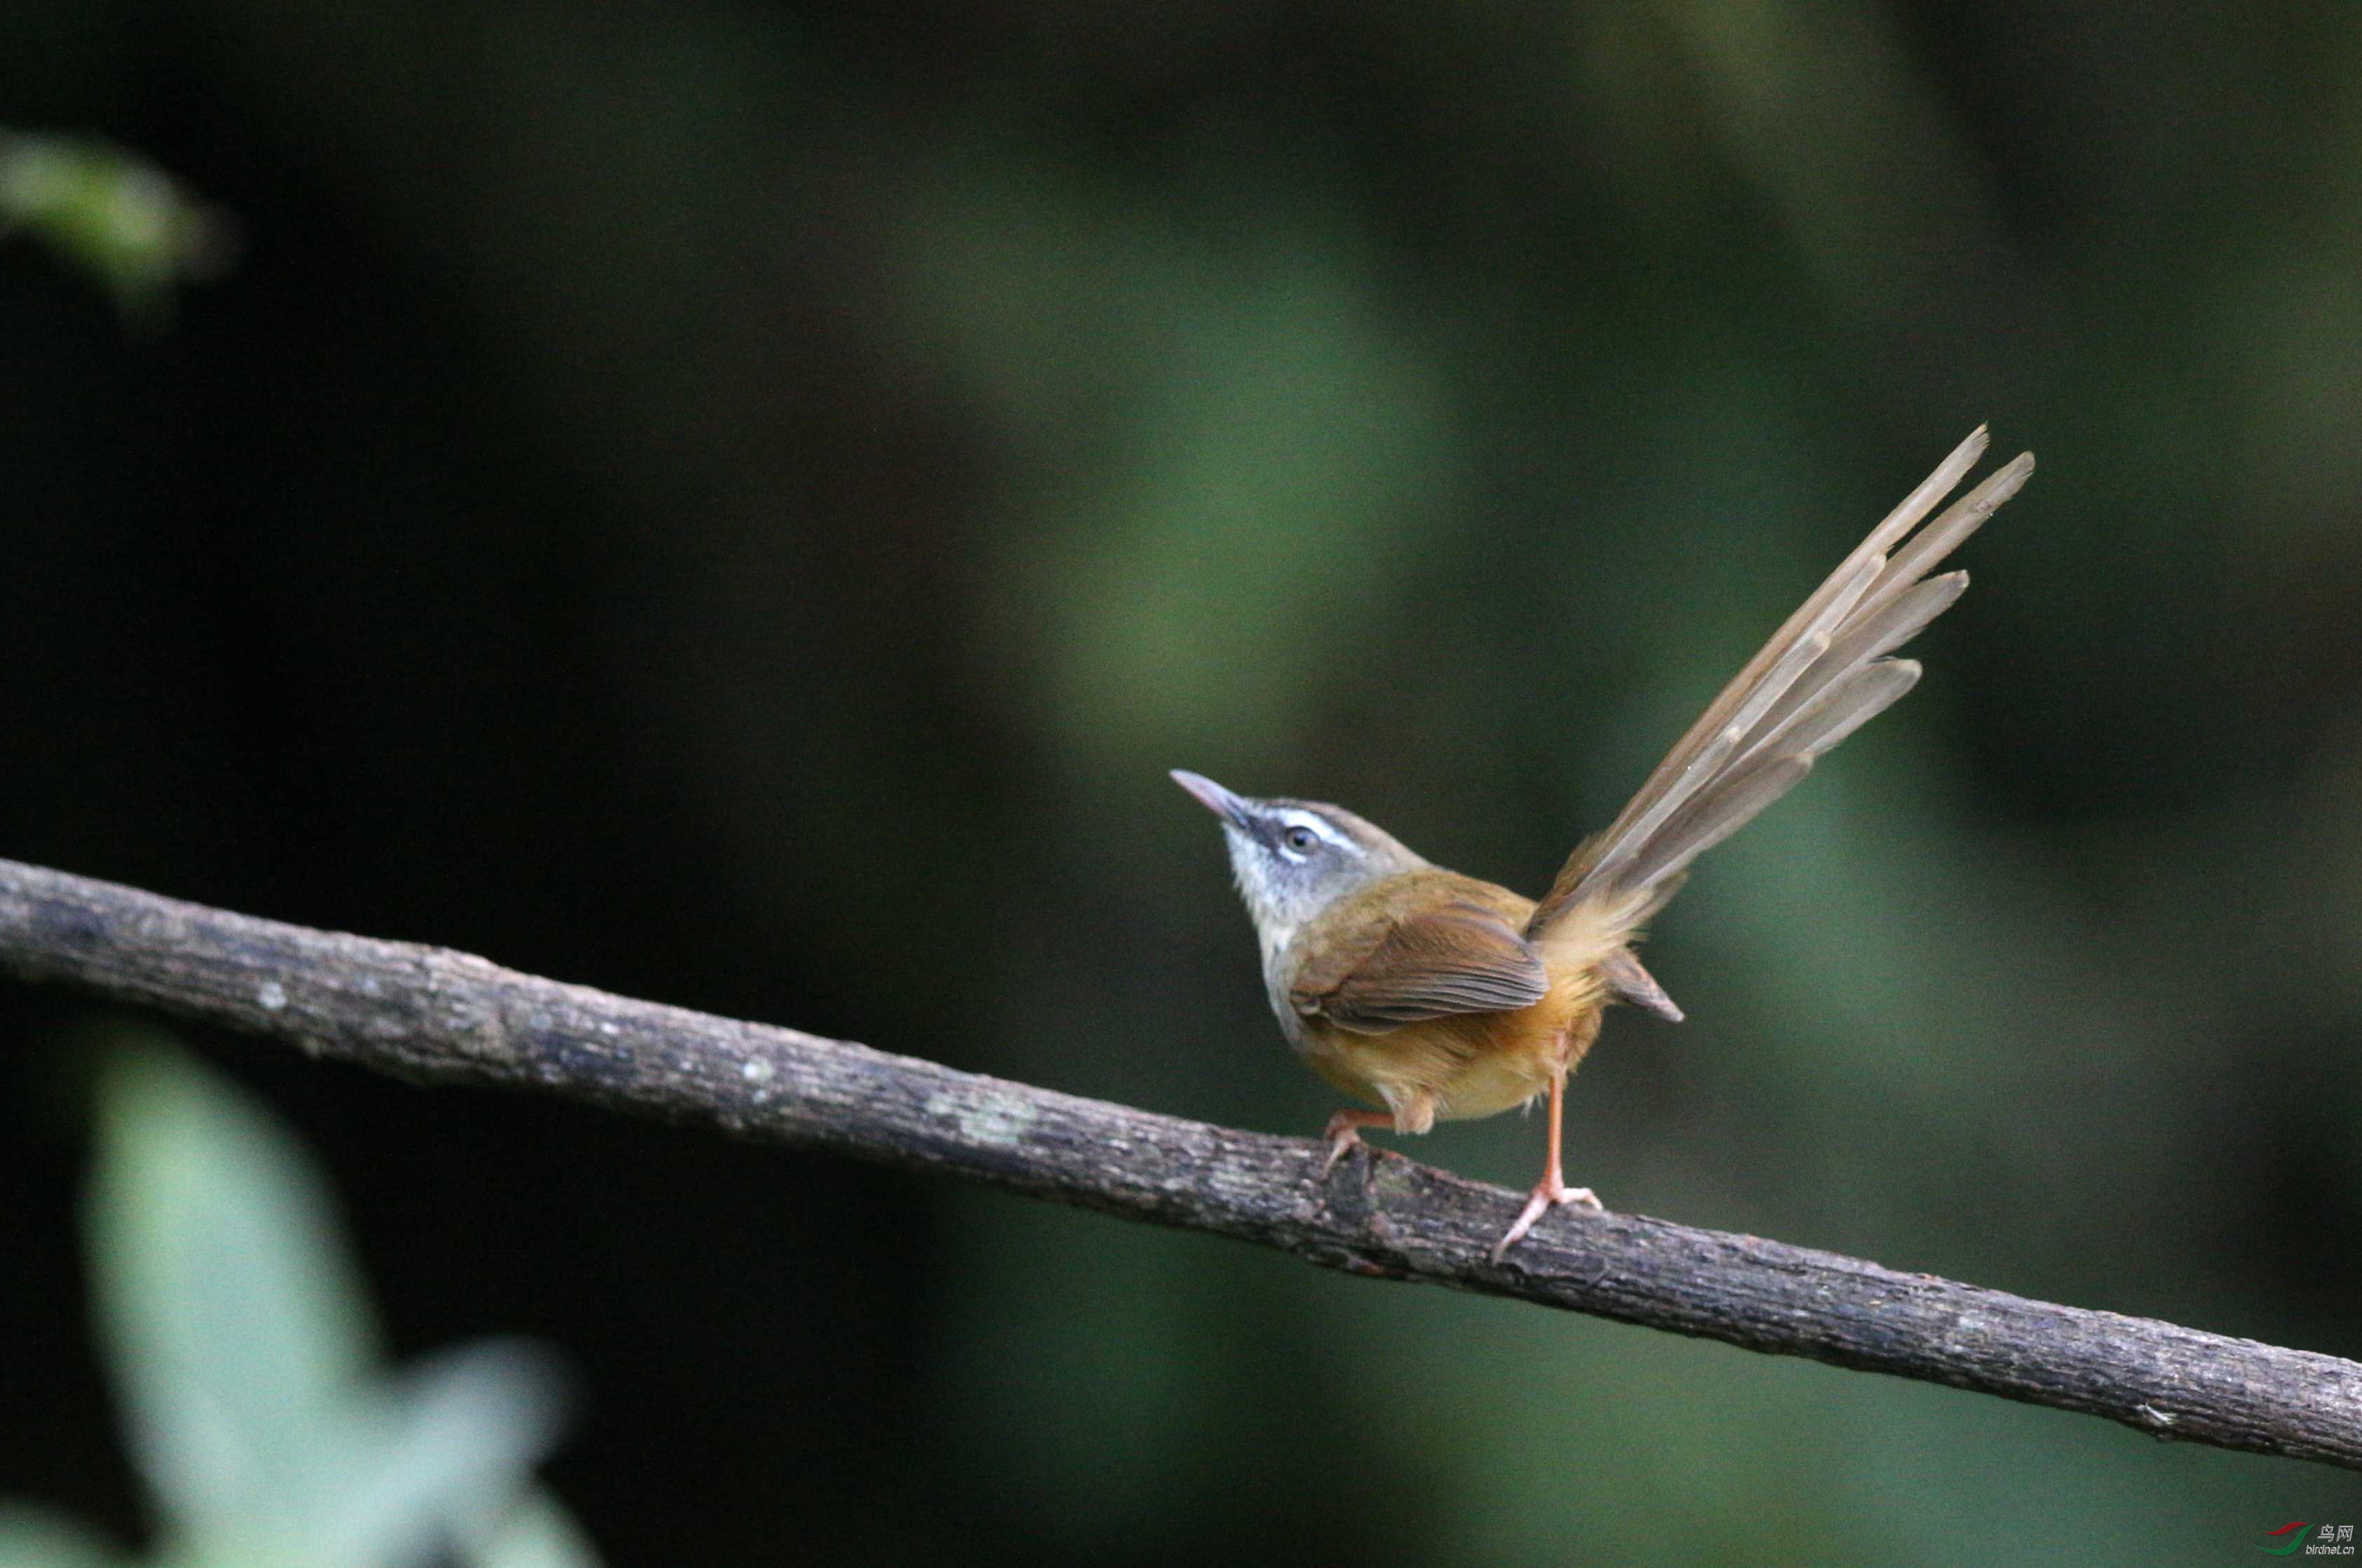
1490, 1180, 1604, 1262
1321, 1110, 1389, 1174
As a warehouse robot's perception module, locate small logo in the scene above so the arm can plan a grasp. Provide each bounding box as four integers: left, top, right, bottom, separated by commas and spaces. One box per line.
2262, 1522, 2357, 1557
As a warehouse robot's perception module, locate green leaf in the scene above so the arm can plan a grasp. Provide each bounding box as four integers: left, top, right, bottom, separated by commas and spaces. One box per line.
81, 1039, 579, 1568
83, 1037, 384, 1536
0, 133, 234, 321
307, 1342, 569, 1568
461, 1488, 606, 1568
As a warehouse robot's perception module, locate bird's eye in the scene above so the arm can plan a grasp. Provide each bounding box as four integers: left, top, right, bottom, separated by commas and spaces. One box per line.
1284, 825, 1318, 852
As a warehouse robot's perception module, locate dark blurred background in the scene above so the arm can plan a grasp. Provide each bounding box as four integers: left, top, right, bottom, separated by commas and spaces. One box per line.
6, 1, 2362, 1562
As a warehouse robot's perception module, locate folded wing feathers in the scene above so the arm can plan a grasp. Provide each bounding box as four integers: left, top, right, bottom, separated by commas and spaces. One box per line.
1529, 431, 2031, 937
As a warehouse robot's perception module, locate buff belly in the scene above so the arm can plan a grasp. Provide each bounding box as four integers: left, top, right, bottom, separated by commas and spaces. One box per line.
1294, 965, 1607, 1127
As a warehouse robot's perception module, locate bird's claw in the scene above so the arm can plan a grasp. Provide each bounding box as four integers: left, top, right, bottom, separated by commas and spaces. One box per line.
1490, 1182, 1602, 1262
1320, 1114, 1368, 1175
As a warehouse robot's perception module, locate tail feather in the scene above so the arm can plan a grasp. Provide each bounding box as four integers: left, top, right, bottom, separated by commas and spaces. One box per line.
1617, 751, 1812, 894
1572, 550, 1883, 904
1744, 574, 1959, 749
1527, 429, 2032, 942
1762, 656, 1922, 766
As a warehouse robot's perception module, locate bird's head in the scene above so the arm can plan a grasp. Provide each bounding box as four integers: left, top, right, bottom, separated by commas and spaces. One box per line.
1169, 769, 1426, 954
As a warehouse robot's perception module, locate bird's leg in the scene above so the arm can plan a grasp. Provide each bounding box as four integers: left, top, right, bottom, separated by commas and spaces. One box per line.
1321, 1109, 1395, 1173
1492, 1067, 1602, 1262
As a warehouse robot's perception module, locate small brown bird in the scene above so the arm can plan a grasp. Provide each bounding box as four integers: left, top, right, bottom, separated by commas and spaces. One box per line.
1175, 427, 2032, 1260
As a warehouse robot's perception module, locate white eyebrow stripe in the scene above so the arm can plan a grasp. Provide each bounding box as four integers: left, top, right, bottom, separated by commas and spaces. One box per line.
1278, 809, 1362, 856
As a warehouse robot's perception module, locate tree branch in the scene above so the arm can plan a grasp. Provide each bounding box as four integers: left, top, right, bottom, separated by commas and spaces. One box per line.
1, 856, 2355, 1471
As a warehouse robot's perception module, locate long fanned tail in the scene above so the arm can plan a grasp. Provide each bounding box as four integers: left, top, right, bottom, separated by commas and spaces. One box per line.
1527, 427, 2034, 954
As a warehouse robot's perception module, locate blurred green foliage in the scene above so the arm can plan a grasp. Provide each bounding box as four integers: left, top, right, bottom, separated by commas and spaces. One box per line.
0, 134, 230, 320
0, 1037, 596, 1568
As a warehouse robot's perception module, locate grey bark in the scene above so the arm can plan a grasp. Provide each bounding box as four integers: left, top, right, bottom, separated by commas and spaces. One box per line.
1, 856, 2356, 1471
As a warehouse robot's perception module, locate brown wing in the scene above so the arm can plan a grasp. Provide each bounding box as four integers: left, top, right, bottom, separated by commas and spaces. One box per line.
1291, 900, 1550, 1035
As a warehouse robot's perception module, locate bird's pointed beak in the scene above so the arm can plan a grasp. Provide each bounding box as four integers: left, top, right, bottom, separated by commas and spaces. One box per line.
1170, 769, 1254, 830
